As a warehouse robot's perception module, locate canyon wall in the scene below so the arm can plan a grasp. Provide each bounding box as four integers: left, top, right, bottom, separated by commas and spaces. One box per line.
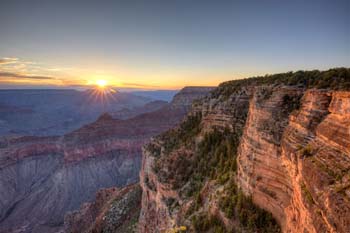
0, 86, 212, 233
237, 88, 350, 232
139, 69, 350, 232
170, 86, 215, 109
0, 126, 142, 233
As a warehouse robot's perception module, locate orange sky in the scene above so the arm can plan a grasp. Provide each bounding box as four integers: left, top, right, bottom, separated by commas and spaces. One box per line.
0, 57, 245, 90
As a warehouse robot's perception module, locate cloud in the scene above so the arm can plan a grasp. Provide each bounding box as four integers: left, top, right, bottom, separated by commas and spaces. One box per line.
0, 71, 55, 80
0, 57, 19, 65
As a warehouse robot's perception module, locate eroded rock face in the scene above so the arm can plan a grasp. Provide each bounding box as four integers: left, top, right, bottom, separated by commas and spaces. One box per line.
139, 88, 253, 232
0, 135, 141, 233
238, 89, 350, 233
64, 184, 142, 233
171, 86, 215, 109
139, 86, 350, 232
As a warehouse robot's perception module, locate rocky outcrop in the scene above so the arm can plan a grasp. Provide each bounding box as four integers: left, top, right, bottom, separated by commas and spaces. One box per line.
64, 184, 142, 233
171, 86, 215, 109
111, 100, 168, 119
139, 69, 350, 232
0, 86, 213, 233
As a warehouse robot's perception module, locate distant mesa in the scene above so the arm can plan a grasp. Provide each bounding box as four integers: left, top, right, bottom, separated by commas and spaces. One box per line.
97, 112, 114, 121
170, 86, 215, 108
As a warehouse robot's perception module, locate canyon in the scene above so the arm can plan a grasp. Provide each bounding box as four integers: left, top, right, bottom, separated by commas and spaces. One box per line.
1, 69, 350, 233
0, 89, 160, 136
139, 68, 350, 232
0, 87, 213, 233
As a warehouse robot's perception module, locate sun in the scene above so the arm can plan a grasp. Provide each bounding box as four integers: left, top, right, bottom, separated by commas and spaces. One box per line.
96, 79, 107, 88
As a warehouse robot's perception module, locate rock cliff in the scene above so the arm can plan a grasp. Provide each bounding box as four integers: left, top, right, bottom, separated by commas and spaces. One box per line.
170, 86, 215, 109
64, 184, 142, 233
139, 68, 350, 232
0, 120, 142, 233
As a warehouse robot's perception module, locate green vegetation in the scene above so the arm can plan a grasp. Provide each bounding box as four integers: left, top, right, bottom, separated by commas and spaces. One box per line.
191, 213, 226, 233
299, 144, 314, 157
282, 94, 302, 112
173, 127, 281, 232
260, 87, 273, 100
102, 185, 142, 233
301, 182, 315, 205
145, 142, 161, 157
163, 197, 179, 211
160, 112, 202, 154
182, 128, 241, 196
212, 68, 350, 99
153, 127, 241, 193
218, 179, 280, 233
153, 117, 282, 232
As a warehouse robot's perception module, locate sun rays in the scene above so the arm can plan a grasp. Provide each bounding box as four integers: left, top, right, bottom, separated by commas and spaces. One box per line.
84, 80, 118, 111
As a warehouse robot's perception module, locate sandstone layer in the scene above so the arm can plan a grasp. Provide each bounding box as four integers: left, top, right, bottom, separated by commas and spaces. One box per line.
139, 69, 350, 232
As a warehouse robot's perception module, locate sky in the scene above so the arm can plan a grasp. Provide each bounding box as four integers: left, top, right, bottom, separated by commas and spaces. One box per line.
0, 0, 349, 90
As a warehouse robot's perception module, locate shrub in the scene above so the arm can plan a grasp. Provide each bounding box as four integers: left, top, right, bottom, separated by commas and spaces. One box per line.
182, 128, 241, 196
212, 68, 350, 99
191, 213, 226, 232
218, 180, 281, 232
282, 94, 301, 112
299, 144, 313, 157
301, 182, 315, 204
160, 112, 202, 154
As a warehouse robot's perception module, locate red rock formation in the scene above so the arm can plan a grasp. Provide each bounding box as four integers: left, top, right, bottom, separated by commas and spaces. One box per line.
139, 84, 350, 232
238, 89, 350, 233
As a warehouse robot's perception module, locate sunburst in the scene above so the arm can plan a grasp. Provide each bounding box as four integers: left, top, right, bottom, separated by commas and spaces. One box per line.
85, 80, 117, 110
96, 79, 107, 88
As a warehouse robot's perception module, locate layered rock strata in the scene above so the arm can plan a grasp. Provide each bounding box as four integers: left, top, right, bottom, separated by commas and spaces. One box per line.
139, 69, 350, 233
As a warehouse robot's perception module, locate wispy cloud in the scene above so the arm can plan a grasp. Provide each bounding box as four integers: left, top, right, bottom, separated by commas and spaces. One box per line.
0, 71, 55, 80
0, 57, 19, 65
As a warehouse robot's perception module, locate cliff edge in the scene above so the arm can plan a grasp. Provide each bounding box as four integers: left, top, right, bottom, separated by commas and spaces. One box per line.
139, 68, 350, 233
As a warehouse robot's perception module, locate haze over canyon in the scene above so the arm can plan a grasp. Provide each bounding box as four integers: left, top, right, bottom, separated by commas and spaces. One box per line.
0, 0, 349, 232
